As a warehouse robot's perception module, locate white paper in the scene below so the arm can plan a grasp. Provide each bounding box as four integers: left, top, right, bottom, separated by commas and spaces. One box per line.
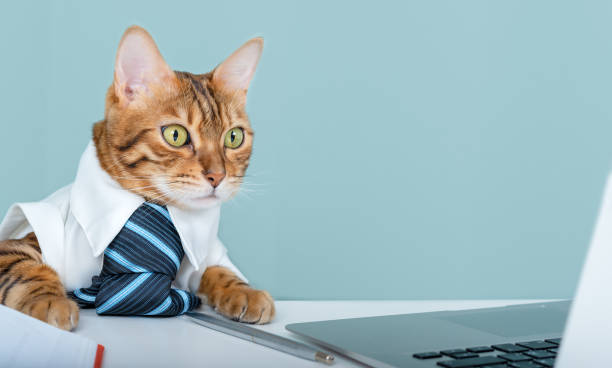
0, 305, 98, 368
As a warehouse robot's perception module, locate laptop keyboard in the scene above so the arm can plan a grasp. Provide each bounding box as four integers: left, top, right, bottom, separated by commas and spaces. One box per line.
412, 338, 561, 367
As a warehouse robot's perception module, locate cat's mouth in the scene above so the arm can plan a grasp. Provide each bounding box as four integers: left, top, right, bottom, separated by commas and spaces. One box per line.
194, 194, 217, 200
188, 193, 221, 207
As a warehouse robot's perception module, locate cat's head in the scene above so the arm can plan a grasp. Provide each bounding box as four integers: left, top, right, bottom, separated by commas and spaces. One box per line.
94, 26, 262, 210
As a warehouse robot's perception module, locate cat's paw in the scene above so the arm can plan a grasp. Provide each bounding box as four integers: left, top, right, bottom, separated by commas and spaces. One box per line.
22, 295, 79, 331
212, 287, 275, 324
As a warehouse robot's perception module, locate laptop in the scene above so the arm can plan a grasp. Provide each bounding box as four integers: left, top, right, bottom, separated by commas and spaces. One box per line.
286, 173, 612, 367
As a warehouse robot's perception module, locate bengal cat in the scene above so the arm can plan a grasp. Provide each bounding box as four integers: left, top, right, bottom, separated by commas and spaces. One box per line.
0, 26, 274, 330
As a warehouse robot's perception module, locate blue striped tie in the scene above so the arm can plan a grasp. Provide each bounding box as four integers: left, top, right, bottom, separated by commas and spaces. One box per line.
69, 202, 200, 316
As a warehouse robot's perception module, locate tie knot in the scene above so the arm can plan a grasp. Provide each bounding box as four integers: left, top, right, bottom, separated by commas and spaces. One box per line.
104, 202, 184, 276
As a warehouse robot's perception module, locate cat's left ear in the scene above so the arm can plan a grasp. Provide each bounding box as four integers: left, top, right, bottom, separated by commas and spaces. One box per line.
212, 38, 263, 97
114, 26, 176, 104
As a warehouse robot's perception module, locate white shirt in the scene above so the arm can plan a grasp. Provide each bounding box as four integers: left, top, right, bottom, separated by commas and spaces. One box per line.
0, 141, 246, 293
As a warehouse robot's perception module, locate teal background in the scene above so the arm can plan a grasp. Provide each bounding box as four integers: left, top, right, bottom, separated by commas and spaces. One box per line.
1, 1, 611, 300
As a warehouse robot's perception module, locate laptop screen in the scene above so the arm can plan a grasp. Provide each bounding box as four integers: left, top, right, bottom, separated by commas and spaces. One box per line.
557, 173, 612, 366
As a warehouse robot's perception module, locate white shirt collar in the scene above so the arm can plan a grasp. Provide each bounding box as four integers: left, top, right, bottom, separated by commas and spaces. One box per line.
70, 141, 221, 270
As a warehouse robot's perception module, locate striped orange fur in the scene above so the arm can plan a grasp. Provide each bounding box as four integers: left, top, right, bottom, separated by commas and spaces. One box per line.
0, 26, 274, 329
0, 233, 78, 330
200, 266, 275, 323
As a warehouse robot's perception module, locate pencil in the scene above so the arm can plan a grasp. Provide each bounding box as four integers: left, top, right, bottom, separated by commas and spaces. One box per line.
184, 311, 335, 365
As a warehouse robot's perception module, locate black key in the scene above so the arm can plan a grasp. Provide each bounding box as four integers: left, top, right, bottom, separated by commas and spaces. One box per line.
508, 362, 542, 368
533, 358, 555, 367
544, 338, 561, 345
516, 341, 556, 350
524, 350, 555, 359
548, 348, 558, 354
498, 353, 531, 362
437, 356, 506, 368
450, 352, 479, 359
441, 349, 467, 356
413, 352, 442, 359
492, 344, 528, 353
467, 346, 495, 353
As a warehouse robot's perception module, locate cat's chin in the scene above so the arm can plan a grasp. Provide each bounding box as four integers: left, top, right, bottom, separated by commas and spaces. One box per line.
176, 194, 222, 210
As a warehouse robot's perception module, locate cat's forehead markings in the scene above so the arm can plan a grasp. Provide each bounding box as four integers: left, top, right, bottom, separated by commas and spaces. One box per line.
182, 102, 193, 126
176, 72, 216, 128
173, 71, 234, 140
177, 101, 198, 128
162, 104, 182, 121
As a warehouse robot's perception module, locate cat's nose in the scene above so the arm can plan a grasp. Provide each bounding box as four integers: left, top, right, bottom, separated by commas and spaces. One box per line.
203, 171, 225, 188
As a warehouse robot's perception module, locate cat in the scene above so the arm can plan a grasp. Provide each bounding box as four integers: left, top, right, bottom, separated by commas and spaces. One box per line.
0, 26, 274, 330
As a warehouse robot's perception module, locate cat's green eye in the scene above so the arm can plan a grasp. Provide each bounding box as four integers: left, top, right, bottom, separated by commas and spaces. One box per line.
162, 124, 189, 147
224, 128, 244, 149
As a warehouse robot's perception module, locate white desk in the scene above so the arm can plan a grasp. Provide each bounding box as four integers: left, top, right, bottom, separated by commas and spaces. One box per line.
75, 300, 547, 368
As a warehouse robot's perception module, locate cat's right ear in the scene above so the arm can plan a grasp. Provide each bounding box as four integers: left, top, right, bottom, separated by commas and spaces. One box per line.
114, 26, 175, 105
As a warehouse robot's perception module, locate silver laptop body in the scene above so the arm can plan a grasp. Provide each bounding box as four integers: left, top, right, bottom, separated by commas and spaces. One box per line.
287, 300, 568, 367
